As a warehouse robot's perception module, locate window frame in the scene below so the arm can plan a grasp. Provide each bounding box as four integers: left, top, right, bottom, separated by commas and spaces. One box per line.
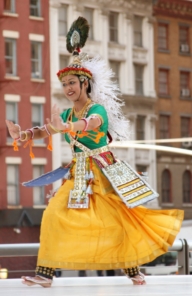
31, 103, 44, 144
135, 64, 144, 95
84, 7, 94, 40
31, 41, 42, 79
109, 11, 118, 43
182, 170, 192, 204
6, 101, 18, 142
179, 25, 190, 54
134, 15, 143, 47
7, 164, 19, 206
4, 0, 15, 13
5, 38, 17, 76
136, 115, 145, 141
159, 115, 170, 140
180, 71, 190, 98
109, 60, 120, 85
180, 116, 190, 138
162, 169, 172, 203
158, 23, 168, 50
158, 69, 169, 96
58, 4, 68, 36
30, 0, 41, 17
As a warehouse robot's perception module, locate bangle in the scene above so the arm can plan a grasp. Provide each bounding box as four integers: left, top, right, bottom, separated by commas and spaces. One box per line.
14, 136, 20, 141
81, 118, 88, 131
20, 131, 28, 141
68, 121, 74, 131
44, 124, 51, 135
49, 123, 61, 133
26, 129, 33, 139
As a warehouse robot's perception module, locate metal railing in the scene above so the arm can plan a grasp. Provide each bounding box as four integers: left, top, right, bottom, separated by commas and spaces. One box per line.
0, 239, 191, 275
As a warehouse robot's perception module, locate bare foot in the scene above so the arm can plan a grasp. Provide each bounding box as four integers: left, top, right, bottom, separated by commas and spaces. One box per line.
21, 276, 52, 288
131, 273, 146, 285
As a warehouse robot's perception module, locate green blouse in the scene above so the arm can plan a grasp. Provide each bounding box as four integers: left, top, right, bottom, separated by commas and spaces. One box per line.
60, 104, 108, 152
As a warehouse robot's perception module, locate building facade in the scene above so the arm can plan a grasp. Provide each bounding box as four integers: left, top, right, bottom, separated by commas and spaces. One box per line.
50, 0, 158, 207
0, 0, 51, 277
153, 0, 192, 219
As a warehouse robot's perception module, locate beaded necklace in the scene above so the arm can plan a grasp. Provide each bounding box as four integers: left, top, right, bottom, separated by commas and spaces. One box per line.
72, 98, 92, 119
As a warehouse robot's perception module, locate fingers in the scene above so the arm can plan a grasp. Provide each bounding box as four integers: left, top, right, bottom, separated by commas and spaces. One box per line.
51, 104, 60, 115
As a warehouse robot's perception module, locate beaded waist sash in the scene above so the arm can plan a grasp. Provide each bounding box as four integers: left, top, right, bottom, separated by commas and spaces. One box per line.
68, 134, 159, 209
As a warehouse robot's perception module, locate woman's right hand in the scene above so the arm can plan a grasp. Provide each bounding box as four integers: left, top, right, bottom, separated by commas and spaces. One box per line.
5, 120, 20, 140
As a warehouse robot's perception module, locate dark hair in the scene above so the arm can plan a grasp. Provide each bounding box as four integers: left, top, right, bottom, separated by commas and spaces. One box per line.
75, 75, 91, 97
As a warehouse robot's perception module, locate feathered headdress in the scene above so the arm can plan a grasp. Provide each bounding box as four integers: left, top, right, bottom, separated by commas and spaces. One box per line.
57, 17, 92, 81
57, 17, 130, 140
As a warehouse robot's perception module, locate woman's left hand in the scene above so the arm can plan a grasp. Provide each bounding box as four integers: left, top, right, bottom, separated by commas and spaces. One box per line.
47, 104, 68, 131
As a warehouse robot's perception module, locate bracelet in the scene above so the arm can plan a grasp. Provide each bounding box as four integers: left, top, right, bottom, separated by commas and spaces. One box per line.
26, 129, 33, 139
68, 121, 74, 131
81, 118, 88, 132
14, 136, 20, 141
49, 123, 61, 133
20, 131, 28, 142
44, 124, 51, 135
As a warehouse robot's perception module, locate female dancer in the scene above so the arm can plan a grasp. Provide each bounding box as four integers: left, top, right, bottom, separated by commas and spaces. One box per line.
6, 17, 183, 287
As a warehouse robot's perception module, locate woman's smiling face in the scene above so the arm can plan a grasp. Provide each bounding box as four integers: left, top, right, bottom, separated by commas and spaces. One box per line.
62, 75, 86, 102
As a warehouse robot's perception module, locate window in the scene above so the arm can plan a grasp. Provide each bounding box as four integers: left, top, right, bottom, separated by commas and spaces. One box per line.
135, 65, 144, 95
7, 165, 19, 206
4, 0, 15, 13
5, 38, 17, 76
84, 7, 94, 40
159, 115, 170, 139
162, 169, 171, 203
158, 23, 168, 50
181, 117, 190, 138
109, 12, 118, 42
59, 55, 69, 70
159, 69, 169, 95
179, 26, 190, 53
58, 4, 68, 36
180, 71, 190, 98
30, 0, 41, 17
109, 61, 120, 85
183, 171, 192, 203
136, 115, 145, 140
6, 102, 17, 142
136, 165, 147, 175
134, 16, 143, 47
32, 104, 43, 143
33, 165, 45, 205
31, 41, 42, 78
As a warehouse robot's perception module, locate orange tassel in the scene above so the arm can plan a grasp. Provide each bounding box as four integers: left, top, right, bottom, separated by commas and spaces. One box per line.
24, 139, 35, 158
47, 135, 53, 151
12, 140, 19, 151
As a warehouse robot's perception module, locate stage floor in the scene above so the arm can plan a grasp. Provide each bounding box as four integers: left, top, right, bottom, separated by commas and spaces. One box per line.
0, 275, 191, 296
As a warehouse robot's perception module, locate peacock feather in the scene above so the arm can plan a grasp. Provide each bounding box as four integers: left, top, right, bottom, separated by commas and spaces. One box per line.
66, 17, 89, 53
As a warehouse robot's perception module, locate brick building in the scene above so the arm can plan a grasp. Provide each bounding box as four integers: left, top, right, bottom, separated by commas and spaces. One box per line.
0, 0, 51, 278
153, 0, 192, 219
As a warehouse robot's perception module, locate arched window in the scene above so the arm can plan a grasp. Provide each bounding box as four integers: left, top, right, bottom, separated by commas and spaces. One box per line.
162, 169, 171, 203
183, 170, 191, 203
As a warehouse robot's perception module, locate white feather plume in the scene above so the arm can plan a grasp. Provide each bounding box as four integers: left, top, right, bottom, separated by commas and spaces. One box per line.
82, 56, 130, 140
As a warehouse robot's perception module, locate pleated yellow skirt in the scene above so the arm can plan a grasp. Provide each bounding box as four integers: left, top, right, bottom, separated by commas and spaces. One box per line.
37, 161, 184, 270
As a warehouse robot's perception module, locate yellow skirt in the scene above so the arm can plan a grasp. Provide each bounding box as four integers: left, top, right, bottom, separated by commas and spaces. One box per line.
37, 161, 184, 270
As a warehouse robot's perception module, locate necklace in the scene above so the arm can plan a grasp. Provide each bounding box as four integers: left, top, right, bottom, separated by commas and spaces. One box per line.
72, 98, 91, 119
